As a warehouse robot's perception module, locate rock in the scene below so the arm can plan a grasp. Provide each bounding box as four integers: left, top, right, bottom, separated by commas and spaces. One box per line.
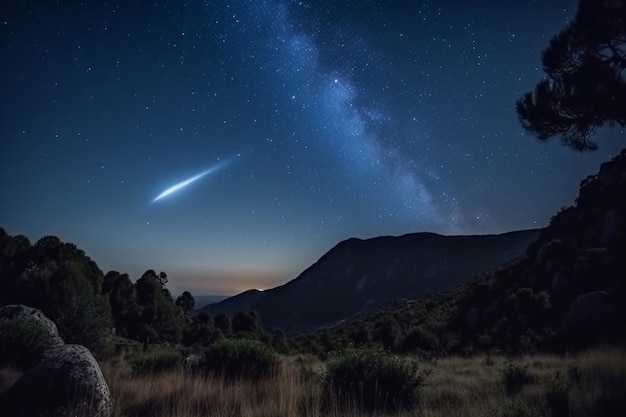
0, 304, 65, 370
535, 239, 569, 272
182, 353, 202, 372
560, 291, 616, 346
3, 344, 112, 417
0, 304, 64, 347
551, 272, 572, 298
601, 209, 625, 244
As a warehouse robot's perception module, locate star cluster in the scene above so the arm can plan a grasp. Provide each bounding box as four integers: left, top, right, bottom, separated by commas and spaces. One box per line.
1, 0, 623, 294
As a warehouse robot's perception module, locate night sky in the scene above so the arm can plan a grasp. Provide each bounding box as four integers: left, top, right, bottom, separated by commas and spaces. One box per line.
2, 0, 624, 295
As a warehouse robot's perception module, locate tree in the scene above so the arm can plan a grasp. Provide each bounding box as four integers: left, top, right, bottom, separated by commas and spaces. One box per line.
134, 272, 184, 343
214, 313, 231, 334
516, 0, 626, 151
102, 271, 140, 338
0, 233, 112, 353
232, 311, 260, 333
175, 291, 196, 315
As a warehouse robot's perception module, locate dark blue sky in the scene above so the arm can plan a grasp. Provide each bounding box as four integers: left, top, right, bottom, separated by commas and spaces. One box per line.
2, 0, 623, 295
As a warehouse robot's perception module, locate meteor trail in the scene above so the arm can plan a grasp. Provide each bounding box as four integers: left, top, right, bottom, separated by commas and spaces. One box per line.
152, 160, 228, 202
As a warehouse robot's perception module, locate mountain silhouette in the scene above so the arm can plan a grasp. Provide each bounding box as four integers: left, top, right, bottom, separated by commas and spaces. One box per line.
203, 229, 539, 332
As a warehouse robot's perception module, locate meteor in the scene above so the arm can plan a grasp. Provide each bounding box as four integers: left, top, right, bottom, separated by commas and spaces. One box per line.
152, 160, 228, 202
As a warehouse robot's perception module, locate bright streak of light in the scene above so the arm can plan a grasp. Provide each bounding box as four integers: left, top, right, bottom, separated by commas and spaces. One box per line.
152, 160, 228, 202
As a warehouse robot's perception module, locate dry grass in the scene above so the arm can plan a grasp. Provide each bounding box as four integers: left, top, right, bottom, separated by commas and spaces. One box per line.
2, 347, 625, 417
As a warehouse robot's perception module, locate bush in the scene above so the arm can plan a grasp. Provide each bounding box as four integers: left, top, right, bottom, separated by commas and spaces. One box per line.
0, 317, 53, 370
202, 339, 279, 381
323, 345, 429, 412
131, 347, 182, 375
546, 372, 569, 417
500, 362, 535, 395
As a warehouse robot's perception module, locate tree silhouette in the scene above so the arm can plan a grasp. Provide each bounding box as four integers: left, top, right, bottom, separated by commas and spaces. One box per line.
516, 0, 626, 151
0, 233, 112, 352
232, 311, 260, 333
175, 291, 196, 315
214, 313, 231, 334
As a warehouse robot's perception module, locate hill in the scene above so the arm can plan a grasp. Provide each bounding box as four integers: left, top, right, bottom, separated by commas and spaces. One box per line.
311, 150, 626, 354
203, 229, 539, 332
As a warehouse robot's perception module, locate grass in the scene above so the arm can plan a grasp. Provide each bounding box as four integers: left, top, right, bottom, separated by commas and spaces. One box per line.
1, 347, 625, 417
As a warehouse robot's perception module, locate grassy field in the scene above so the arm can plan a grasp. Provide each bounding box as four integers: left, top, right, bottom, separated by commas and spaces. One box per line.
1, 347, 625, 417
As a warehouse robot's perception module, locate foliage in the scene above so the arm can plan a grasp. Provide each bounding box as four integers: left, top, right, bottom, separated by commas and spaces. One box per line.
182, 313, 222, 347
323, 345, 429, 412
516, 0, 626, 150
214, 313, 231, 334
0, 233, 112, 353
131, 347, 183, 375
134, 271, 184, 344
500, 362, 535, 395
0, 317, 53, 370
102, 271, 141, 338
201, 339, 280, 381
175, 291, 195, 315
373, 316, 400, 350
232, 311, 260, 333
545, 372, 570, 417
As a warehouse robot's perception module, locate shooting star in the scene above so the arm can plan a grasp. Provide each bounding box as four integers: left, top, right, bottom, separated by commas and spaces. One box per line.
152, 160, 228, 203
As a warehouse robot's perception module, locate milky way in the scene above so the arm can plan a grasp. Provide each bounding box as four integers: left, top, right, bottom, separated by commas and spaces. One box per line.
2, 0, 624, 294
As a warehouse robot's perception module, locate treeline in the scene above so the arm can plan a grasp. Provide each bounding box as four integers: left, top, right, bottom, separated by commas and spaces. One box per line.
0, 228, 292, 355
0, 226, 443, 357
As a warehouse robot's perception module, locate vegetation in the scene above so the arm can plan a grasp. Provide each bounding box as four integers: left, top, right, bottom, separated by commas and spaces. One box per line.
201, 338, 280, 381
130, 347, 182, 376
516, 0, 626, 150
0, 230, 112, 354
0, 2, 625, 415
0, 317, 53, 370
323, 345, 429, 412
1, 347, 623, 417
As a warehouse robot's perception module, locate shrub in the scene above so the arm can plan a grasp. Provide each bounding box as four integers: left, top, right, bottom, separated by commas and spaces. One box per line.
323, 345, 429, 412
131, 347, 182, 375
202, 339, 279, 381
0, 317, 53, 370
546, 372, 569, 417
500, 362, 535, 395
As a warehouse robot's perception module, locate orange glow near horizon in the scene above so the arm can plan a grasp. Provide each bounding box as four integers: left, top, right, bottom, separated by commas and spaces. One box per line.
168, 266, 294, 296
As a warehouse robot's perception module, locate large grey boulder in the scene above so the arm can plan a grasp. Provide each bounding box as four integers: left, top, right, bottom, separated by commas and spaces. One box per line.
560, 291, 616, 346
0, 304, 64, 369
3, 344, 112, 417
0, 304, 64, 347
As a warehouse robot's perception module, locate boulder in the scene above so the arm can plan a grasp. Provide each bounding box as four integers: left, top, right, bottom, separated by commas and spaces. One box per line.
551, 272, 572, 298
560, 291, 616, 346
3, 344, 112, 417
182, 353, 202, 373
0, 304, 64, 369
601, 209, 625, 244
0, 304, 64, 347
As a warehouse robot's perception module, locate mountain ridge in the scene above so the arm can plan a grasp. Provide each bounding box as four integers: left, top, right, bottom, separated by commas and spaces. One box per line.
204, 229, 540, 332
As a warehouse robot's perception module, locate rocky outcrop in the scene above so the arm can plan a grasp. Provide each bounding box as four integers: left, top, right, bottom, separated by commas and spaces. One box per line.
3, 344, 112, 417
0, 304, 65, 369
0, 304, 64, 347
560, 291, 618, 345
462, 150, 626, 349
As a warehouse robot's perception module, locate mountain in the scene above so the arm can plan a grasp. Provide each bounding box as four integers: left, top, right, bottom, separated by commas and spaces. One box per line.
316, 150, 626, 353
203, 229, 539, 332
